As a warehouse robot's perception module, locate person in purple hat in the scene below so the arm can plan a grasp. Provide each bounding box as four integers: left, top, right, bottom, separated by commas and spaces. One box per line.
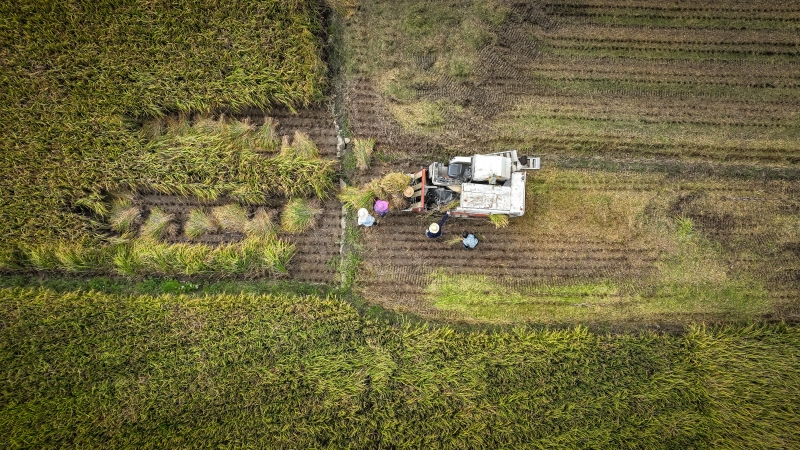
374, 199, 389, 218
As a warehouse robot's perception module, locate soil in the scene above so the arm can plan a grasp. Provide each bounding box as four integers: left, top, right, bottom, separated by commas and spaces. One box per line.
338, 0, 800, 320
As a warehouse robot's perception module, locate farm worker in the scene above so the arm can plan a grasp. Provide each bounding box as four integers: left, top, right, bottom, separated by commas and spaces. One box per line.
357, 208, 376, 227
425, 212, 450, 238
462, 231, 478, 249
374, 199, 389, 218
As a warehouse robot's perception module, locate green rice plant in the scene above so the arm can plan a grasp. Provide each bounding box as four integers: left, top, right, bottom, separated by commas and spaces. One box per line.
281, 198, 323, 234
229, 184, 267, 205
489, 214, 509, 229
352, 138, 375, 171
0, 247, 23, 271
113, 244, 142, 276
676, 215, 695, 240
209, 244, 250, 276
244, 208, 277, 239
140, 207, 176, 240
109, 199, 141, 234
185, 209, 218, 239
338, 185, 376, 212
53, 241, 116, 273
169, 243, 212, 276
212, 204, 249, 233
0, 0, 327, 253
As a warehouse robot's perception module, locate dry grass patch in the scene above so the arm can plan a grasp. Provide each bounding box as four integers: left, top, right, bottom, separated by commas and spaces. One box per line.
244, 208, 277, 239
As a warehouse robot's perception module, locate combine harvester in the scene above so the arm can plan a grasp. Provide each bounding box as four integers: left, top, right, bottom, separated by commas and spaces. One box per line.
404, 150, 540, 217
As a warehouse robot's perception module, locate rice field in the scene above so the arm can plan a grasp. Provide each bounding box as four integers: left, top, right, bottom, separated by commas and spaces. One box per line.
0, 286, 798, 448
2, 0, 800, 446
0, 0, 328, 249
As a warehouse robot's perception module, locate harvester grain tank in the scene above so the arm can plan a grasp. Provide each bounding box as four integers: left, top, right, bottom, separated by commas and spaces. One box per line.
404, 150, 540, 217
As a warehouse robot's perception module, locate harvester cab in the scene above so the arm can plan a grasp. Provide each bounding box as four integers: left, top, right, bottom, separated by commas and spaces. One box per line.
404, 150, 540, 217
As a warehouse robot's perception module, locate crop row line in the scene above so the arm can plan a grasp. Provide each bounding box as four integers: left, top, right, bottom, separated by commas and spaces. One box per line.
546, 43, 800, 57
543, 3, 800, 14
548, 35, 800, 47
527, 113, 793, 129
532, 66, 800, 83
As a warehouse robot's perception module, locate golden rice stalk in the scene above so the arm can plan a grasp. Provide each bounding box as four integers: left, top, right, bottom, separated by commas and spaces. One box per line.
281, 198, 322, 234
489, 213, 509, 229
353, 137, 375, 171
140, 207, 176, 240
378, 172, 411, 197
212, 204, 249, 233
185, 209, 219, 239
75, 192, 108, 217
109, 200, 141, 234
338, 185, 376, 212
291, 130, 319, 158
253, 117, 280, 152
244, 208, 277, 239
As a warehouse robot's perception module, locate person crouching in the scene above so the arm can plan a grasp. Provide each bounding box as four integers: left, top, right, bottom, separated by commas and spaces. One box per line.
462, 231, 478, 249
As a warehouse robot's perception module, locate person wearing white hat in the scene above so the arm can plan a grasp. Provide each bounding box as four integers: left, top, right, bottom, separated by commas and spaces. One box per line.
425, 212, 449, 238
357, 208, 376, 227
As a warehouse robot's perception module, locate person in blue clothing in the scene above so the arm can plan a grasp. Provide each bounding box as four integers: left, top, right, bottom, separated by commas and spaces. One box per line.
357, 208, 376, 227
462, 231, 478, 249
425, 212, 449, 238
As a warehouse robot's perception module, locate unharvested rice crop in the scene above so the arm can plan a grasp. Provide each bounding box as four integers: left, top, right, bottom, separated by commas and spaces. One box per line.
0, 0, 327, 251
0, 287, 798, 448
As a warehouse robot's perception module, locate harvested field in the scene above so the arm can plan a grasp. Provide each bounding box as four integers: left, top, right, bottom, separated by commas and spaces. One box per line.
356, 168, 799, 326
339, 0, 800, 325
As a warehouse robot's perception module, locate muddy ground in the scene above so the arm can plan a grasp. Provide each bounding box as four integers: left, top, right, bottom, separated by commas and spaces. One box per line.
339, 0, 800, 321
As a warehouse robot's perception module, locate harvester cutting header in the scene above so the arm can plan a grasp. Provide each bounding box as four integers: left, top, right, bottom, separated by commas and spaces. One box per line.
403, 150, 540, 217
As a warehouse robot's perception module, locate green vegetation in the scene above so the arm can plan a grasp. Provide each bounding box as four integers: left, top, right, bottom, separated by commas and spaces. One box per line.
285, 130, 320, 159
138, 116, 336, 203
17, 236, 295, 278
1, 287, 798, 447
0, 0, 327, 249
